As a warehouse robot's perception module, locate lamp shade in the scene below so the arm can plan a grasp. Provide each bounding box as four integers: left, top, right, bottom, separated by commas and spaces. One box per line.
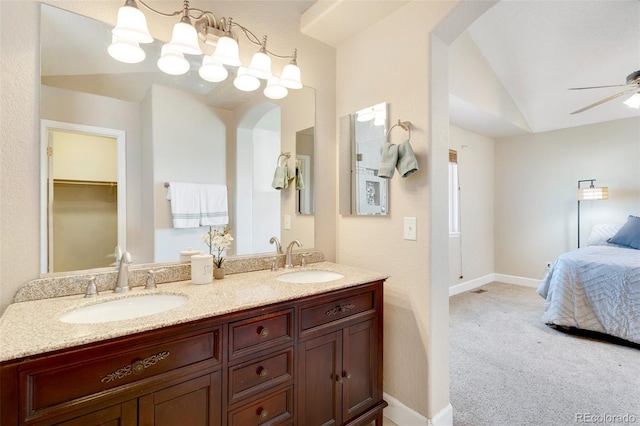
212, 35, 241, 67
623, 93, 640, 109
263, 78, 288, 99
167, 20, 202, 55
577, 186, 608, 201
112, 4, 153, 44
157, 44, 190, 75
247, 51, 272, 80
108, 35, 146, 63
279, 63, 302, 89
199, 55, 228, 82
233, 67, 260, 91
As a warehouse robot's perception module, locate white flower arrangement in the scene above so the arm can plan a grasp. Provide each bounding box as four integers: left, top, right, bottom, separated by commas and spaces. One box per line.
201, 226, 233, 268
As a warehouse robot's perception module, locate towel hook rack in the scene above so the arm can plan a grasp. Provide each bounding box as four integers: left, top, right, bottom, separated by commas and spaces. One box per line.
386, 119, 411, 142
277, 152, 291, 166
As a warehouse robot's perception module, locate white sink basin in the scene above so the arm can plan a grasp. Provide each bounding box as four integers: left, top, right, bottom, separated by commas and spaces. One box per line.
276, 270, 344, 283
59, 294, 188, 324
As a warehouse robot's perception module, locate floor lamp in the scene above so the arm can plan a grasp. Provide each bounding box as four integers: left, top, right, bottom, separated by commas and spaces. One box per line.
577, 179, 608, 248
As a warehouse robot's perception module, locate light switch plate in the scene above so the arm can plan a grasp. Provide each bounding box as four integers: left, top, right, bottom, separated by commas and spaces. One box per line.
284, 214, 292, 230
404, 217, 417, 240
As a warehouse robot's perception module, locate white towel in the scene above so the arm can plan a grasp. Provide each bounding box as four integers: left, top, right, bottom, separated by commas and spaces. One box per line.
199, 184, 229, 226
167, 182, 201, 228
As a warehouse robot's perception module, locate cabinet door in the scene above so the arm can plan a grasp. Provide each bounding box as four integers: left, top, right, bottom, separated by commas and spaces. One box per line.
138, 371, 222, 426
50, 400, 137, 426
298, 331, 342, 426
342, 319, 378, 422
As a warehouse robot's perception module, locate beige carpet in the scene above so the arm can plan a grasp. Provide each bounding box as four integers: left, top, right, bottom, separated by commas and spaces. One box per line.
450, 282, 640, 426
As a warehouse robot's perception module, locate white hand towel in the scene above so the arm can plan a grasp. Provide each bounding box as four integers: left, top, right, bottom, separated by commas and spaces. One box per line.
199, 184, 229, 226
167, 182, 201, 228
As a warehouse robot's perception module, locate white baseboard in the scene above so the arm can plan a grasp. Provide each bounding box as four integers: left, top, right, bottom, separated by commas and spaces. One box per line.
449, 273, 540, 297
493, 273, 540, 288
383, 393, 453, 426
449, 274, 494, 296
429, 403, 453, 426
383, 392, 427, 425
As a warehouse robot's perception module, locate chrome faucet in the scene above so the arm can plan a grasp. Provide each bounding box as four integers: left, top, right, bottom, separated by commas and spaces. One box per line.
269, 236, 283, 254
285, 239, 302, 269
115, 252, 131, 293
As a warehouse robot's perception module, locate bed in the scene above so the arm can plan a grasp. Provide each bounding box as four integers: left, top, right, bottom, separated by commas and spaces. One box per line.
537, 217, 640, 345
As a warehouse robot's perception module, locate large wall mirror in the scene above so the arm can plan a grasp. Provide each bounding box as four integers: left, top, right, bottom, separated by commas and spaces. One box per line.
40, 4, 315, 274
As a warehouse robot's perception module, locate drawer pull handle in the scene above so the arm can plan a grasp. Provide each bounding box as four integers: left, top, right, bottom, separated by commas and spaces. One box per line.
258, 327, 269, 338
325, 303, 355, 316
258, 367, 269, 378
101, 351, 170, 383
258, 408, 269, 420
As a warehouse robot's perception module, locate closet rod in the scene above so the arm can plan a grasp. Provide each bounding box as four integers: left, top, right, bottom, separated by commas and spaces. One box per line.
54, 179, 117, 187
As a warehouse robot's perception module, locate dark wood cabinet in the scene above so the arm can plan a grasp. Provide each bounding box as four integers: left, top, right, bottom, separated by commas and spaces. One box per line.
298, 318, 381, 425
1, 280, 385, 425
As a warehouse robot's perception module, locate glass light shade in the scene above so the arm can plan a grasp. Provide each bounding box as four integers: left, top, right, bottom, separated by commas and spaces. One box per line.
264, 78, 288, 100
199, 55, 228, 82
623, 93, 640, 109
167, 21, 202, 55
233, 67, 260, 92
279, 63, 303, 89
212, 35, 241, 66
157, 44, 190, 75
577, 186, 608, 201
112, 5, 153, 44
108, 35, 145, 64
247, 51, 272, 80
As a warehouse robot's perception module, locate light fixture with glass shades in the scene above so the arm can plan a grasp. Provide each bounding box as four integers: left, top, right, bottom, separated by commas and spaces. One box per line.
577, 179, 609, 248
623, 93, 640, 109
108, 0, 303, 100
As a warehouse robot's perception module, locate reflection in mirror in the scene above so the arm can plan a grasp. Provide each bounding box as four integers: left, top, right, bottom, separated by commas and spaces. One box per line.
352, 103, 388, 215
296, 127, 315, 215
39, 4, 315, 275
40, 121, 126, 273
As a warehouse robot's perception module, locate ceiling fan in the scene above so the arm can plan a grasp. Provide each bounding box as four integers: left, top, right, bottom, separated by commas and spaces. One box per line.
569, 69, 640, 114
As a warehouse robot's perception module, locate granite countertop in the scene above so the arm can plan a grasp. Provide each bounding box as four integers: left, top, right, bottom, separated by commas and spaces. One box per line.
0, 262, 387, 363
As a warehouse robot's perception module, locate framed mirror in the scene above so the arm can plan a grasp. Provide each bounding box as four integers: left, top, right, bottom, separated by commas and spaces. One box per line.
351, 102, 388, 215
39, 4, 315, 274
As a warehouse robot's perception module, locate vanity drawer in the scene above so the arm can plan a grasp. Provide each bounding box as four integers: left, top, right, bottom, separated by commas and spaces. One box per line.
228, 347, 293, 405
300, 290, 375, 333
228, 385, 293, 426
229, 309, 293, 360
21, 328, 220, 417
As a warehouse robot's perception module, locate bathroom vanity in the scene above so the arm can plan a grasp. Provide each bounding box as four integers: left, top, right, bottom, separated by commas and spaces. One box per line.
0, 262, 387, 425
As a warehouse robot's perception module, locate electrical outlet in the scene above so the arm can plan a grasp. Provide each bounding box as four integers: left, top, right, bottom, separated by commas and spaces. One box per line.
284, 214, 291, 230
546, 261, 552, 269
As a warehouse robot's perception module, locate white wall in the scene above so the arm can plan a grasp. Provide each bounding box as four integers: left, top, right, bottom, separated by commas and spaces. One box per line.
449, 126, 494, 286
495, 117, 640, 280
336, 1, 459, 419
150, 85, 229, 262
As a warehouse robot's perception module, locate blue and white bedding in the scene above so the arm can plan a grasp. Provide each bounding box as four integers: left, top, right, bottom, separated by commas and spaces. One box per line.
537, 245, 640, 344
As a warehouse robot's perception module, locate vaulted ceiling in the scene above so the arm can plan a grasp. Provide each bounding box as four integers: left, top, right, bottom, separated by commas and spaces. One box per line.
303, 0, 640, 138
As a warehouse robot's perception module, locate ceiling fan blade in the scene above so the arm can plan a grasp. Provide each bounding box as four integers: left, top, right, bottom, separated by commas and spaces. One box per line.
570, 87, 638, 115
568, 83, 635, 90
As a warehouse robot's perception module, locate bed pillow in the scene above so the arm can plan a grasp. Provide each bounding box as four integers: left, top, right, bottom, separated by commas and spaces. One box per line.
607, 215, 640, 249
587, 223, 622, 246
